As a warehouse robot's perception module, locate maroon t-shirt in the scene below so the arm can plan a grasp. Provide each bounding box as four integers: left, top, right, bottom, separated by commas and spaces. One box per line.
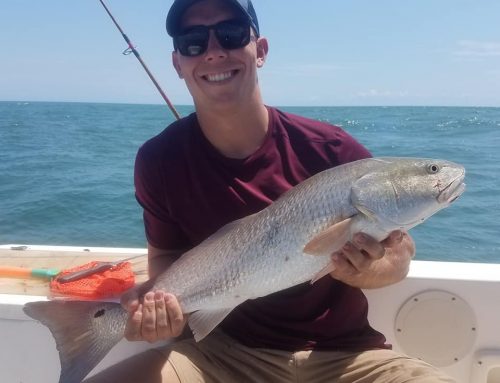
134, 106, 388, 351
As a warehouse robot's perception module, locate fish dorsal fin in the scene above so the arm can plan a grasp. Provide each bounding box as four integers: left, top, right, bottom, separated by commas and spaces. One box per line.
303, 217, 354, 256
188, 307, 234, 342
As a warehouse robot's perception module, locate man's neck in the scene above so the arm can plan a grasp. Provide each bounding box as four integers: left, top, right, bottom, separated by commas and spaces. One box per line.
195, 98, 269, 159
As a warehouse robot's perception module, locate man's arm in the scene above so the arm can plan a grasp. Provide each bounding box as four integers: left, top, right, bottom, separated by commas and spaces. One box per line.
122, 243, 188, 342
330, 230, 415, 289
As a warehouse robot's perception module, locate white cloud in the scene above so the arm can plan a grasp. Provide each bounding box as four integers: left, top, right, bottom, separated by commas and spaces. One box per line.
454, 40, 500, 57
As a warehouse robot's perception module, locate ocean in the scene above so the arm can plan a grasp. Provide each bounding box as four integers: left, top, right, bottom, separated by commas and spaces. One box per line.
1, 101, 499, 263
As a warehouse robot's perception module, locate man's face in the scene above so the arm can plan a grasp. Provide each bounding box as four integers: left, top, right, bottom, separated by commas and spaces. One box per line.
172, 0, 267, 109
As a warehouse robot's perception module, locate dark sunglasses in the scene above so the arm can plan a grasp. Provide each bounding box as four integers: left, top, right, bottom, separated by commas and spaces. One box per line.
174, 19, 253, 57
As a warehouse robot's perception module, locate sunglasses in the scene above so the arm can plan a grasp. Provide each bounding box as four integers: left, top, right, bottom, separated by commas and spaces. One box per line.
174, 19, 253, 57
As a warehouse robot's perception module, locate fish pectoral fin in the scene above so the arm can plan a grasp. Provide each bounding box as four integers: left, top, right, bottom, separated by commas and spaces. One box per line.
311, 262, 336, 284
353, 203, 377, 222
303, 217, 354, 256
188, 307, 234, 342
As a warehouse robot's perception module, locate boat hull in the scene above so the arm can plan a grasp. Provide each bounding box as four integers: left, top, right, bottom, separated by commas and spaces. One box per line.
1, 245, 500, 382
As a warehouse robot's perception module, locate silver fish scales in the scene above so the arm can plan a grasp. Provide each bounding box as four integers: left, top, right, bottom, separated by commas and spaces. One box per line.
24, 157, 465, 383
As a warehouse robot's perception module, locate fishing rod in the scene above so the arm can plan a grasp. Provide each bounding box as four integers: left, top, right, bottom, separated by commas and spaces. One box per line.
98, 0, 181, 120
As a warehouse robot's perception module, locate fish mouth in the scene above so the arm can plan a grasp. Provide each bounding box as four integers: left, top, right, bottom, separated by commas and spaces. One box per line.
437, 170, 466, 204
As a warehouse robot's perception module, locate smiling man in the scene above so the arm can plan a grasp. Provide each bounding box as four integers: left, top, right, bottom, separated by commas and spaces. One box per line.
85, 0, 455, 382
170, 0, 269, 160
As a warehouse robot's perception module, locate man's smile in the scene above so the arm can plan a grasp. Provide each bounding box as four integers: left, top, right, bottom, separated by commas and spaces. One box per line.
202, 70, 239, 83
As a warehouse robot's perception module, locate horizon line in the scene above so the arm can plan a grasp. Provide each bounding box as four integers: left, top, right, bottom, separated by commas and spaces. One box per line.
1, 99, 499, 109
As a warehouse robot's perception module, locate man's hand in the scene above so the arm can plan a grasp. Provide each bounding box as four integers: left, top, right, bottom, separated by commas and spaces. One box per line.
121, 287, 187, 343
330, 230, 415, 289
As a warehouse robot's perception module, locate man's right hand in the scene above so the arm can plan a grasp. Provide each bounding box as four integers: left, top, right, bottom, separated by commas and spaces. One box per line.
121, 287, 187, 343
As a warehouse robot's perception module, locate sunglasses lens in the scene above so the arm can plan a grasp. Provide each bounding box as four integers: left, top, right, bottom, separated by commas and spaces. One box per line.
175, 20, 251, 57
216, 21, 250, 50
176, 28, 209, 57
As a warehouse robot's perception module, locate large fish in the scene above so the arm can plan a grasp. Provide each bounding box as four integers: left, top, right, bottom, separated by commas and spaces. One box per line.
24, 157, 465, 383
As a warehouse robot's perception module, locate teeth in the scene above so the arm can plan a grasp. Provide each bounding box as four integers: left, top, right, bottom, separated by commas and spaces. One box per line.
206, 71, 233, 82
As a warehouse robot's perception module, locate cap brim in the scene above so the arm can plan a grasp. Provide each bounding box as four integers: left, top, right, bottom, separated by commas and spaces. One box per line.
166, 0, 259, 37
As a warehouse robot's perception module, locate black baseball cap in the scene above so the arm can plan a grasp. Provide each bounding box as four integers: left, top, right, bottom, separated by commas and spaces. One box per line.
166, 0, 260, 37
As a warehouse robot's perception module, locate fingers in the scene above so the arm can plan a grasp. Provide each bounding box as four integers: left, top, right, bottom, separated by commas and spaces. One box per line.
121, 287, 140, 312
124, 303, 144, 341
165, 294, 186, 337
141, 292, 157, 343
330, 231, 415, 288
123, 290, 186, 343
122, 286, 143, 341
353, 233, 385, 260
330, 252, 355, 278
330, 233, 386, 275
334, 243, 370, 273
154, 293, 185, 339
155, 292, 170, 339
382, 230, 404, 247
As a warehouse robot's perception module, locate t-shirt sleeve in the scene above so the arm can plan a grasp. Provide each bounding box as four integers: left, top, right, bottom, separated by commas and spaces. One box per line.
134, 145, 190, 250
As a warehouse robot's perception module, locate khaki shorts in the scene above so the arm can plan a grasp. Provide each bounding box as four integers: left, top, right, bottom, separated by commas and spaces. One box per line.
86, 330, 456, 383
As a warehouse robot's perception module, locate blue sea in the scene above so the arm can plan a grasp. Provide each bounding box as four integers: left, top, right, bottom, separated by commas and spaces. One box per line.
1, 101, 499, 263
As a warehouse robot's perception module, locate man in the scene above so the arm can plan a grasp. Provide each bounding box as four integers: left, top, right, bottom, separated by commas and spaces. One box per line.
86, 0, 455, 381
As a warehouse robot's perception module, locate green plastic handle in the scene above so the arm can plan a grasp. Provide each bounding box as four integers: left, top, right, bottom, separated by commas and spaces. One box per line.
31, 268, 60, 279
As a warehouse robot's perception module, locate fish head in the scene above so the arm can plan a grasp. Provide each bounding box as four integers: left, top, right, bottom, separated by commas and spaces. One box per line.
351, 158, 466, 229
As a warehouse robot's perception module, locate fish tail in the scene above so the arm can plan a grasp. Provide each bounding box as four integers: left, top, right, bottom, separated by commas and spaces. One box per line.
23, 300, 127, 383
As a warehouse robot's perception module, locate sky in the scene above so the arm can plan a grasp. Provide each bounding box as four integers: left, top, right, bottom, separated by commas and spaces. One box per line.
1, 0, 499, 107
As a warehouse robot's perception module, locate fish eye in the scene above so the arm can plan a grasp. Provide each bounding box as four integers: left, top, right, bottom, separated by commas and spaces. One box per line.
427, 163, 440, 174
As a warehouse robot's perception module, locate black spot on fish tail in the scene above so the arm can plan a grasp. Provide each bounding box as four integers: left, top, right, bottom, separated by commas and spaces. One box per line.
94, 309, 106, 318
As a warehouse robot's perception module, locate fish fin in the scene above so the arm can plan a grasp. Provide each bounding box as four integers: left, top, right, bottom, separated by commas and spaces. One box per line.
353, 203, 377, 222
23, 300, 127, 383
303, 217, 354, 256
310, 262, 337, 284
188, 307, 234, 342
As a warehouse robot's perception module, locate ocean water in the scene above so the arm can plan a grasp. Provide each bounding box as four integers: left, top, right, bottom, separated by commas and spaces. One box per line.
1, 101, 499, 263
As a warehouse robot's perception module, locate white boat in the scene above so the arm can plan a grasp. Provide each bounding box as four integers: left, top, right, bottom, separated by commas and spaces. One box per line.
1, 244, 499, 383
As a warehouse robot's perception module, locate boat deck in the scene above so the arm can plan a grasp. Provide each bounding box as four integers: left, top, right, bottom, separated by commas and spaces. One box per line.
0, 247, 148, 296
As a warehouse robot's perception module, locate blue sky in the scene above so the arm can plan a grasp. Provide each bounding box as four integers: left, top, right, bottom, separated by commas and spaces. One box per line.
1, 0, 499, 107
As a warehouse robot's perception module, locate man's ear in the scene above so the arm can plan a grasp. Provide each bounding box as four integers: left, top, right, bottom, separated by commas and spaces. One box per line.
256, 37, 269, 68
172, 51, 184, 79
